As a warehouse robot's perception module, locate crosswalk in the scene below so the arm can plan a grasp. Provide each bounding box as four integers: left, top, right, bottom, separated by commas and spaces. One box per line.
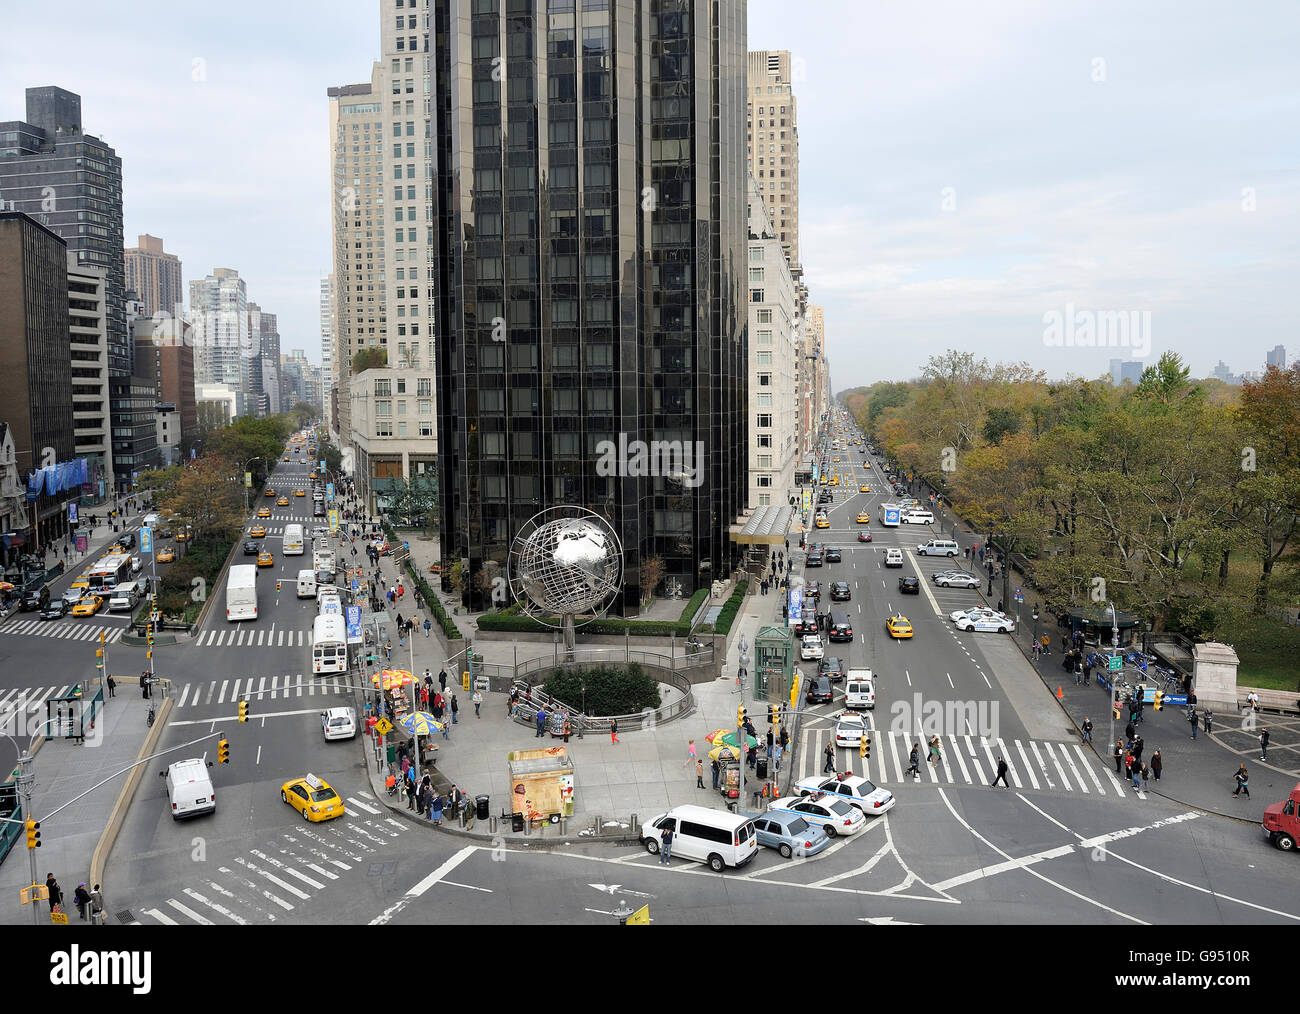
194, 627, 311, 648
796, 727, 1132, 798
0, 683, 100, 716
171, 673, 344, 709
127, 792, 408, 925
0, 618, 127, 642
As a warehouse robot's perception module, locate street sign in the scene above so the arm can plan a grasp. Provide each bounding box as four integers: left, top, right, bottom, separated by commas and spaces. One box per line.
319, 459, 325, 471
326, 482, 335, 502
244, 471, 252, 488
374, 717, 393, 736
328, 509, 339, 531
624, 904, 650, 925
1108, 655, 1122, 672
345, 604, 363, 644
67, 502, 78, 524
139, 526, 152, 555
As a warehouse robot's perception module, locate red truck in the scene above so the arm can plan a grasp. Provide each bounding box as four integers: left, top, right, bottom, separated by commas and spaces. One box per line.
1262, 781, 1300, 852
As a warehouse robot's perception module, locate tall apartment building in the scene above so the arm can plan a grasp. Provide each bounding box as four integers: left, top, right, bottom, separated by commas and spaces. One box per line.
124, 233, 183, 320
189, 267, 248, 393
67, 252, 114, 501
327, 69, 387, 450
432, 0, 748, 609
746, 51, 801, 271
109, 376, 160, 488
246, 302, 281, 416
133, 314, 197, 453
746, 175, 799, 510
1266, 344, 1286, 370
0, 212, 78, 547
1109, 358, 1144, 386
320, 274, 334, 427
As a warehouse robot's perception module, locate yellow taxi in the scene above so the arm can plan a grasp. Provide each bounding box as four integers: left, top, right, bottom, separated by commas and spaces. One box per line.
833, 457, 841, 463
70, 573, 90, 593
294, 489, 305, 497
309, 472, 319, 480
283, 456, 290, 462
819, 475, 828, 485
71, 594, 104, 617
277, 496, 290, 506
856, 512, 871, 524
859, 484, 871, 493
257, 506, 271, 518
249, 525, 266, 538
106, 543, 125, 554
264, 488, 275, 497
885, 614, 914, 639
815, 516, 830, 529
174, 530, 189, 542
157, 548, 176, 563
830, 475, 839, 486
257, 550, 274, 567
281, 774, 345, 822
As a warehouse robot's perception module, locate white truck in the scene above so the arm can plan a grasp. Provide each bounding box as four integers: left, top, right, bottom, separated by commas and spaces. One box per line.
225, 564, 258, 622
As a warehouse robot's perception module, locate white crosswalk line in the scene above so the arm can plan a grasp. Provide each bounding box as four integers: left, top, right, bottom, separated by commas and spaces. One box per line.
347, 797, 381, 814
886, 730, 903, 781
204, 681, 216, 706
258, 676, 267, 701
248, 849, 326, 891
215, 630, 227, 646
936, 735, 955, 781
1029, 740, 1056, 789
277, 630, 285, 646
141, 907, 178, 925
1044, 741, 1073, 791
106, 627, 124, 643
177, 683, 192, 708
1057, 742, 1090, 793
1014, 739, 1040, 789
974, 736, 995, 784
164, 897, 213, 925
234, 856, 307, 902
1074, 744, 1106, 793
1103, 765, 1127, 797
218, 679, 229, 704
950, 736, 972, 783
995, 738, 1024, 788
182, 887, 249, 925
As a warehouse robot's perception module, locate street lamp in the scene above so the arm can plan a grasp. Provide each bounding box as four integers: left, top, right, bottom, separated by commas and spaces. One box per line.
238, 456, 265, 516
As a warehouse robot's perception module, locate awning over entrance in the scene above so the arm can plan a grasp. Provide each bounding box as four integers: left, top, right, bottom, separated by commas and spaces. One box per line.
729, 505, 795, 546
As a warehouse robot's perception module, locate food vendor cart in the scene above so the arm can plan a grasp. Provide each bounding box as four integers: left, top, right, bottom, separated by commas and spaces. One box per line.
507, 746, 575, 824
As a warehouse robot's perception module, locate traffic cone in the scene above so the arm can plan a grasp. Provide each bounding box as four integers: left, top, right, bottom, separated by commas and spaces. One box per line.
1057, 686, 1064, 699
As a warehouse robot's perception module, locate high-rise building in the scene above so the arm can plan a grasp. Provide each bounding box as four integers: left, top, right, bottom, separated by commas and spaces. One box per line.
133, 314, 197, 452
246, 302, 281, 416
746, 51, 800, 271
320, 274, 334, 427
1109, 358, 1144, 385
1266, 344, 1286, 370
746, 174, 799, 510
432, 0, 748, 609
109, 375, 160, 487
124, 234, 183, 320
68, 251, 114, 502
189, 267, 248, 393
0, 211, 78, 547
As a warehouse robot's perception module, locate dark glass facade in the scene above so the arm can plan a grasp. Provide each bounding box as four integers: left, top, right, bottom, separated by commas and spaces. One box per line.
434, 0, 748, 611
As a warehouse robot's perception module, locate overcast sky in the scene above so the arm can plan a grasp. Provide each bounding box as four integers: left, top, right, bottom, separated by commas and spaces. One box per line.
3, 1, 1296, 389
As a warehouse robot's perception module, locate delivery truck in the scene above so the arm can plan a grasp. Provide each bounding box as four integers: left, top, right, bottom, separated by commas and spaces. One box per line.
1262, 781, 1300, 852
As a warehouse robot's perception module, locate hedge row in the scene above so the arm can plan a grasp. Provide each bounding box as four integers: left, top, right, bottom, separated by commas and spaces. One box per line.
679, 588, 708, 626
404, 561, 463, 640
703, 579, 749, 636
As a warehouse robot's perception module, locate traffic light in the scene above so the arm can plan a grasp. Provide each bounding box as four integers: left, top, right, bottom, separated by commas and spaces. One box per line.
238, 700, 248, 723
146, 625, 155, 647
736, 705, 746, 727
276, 581, 282, 593
1112, 689, 1123, 721
768, 703, 778, 725
25, 818, 40, 850
217, 739, 230, 764
860, 731, 871, 760
1153, 690, 1163, 712
95, 647, 104, 671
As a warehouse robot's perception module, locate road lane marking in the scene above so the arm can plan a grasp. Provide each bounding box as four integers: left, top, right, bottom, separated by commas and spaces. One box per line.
218, 679, 229, 703
995, 738, 1023, 788
930, 844, 1076, 892
182, 887, 248, 925
164, 897, 213, 925
236, 856, 310, 900
177, 683, 192, 708
141, 907, 177, 925
370, 845, 477, 925
1014, 739, 1039, 789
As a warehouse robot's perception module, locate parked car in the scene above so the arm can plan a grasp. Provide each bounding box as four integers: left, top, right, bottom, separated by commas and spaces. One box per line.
933, 571, 981, 588
805, 551, 824, 568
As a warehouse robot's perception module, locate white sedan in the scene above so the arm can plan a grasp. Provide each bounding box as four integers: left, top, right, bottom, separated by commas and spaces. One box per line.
954, 611, 1016, 633
800, 635, 825, 661
794, 774, 896, 816
832, 712, 869, 747
767, 793, 866, 837
321, 706, 357, 740
949, 606, 1005, 624
933, 571, 981, 589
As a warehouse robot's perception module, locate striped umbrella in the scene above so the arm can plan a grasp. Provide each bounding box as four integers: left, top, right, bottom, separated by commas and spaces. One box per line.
401, 712, 445, 736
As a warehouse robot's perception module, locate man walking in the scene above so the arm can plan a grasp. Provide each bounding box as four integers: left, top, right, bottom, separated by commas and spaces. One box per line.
424, 617, 431, 638
823, 741, 836, 774
906, 743, 921, 780
992, 756, 1010, 788
535, 707, 547, 738
450, 694, 459, 724
1233, 763, 1250, 799
438, 669, 448, 694
1081, 717, 1093, 745
472, 688, 482, 718
1188, 707, 1198, 739
1260, 728, 1270, 762
695, 756, 705, 789
1151, 749, 1162, 782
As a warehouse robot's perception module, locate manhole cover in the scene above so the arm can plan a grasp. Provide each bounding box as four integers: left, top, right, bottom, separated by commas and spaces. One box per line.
115, 909, 136, 924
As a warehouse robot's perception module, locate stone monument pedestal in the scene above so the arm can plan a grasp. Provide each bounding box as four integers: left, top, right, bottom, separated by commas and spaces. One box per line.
1191, 641, 1240, 711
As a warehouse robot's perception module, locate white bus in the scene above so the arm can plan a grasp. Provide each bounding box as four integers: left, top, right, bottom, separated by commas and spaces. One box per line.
311, 614, 348, 675
226, 564, 259, 622
87, 553, 134, 594
283, 523, 304, 556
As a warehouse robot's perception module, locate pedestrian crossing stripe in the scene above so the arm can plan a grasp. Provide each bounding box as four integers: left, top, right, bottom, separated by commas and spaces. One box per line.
798, 729, 1127, 798
194, 628, 309, 647
0, 619, 126, 642
172, 674, 348, 707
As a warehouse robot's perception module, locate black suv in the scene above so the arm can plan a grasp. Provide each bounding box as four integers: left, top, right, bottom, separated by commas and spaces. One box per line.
825, 547, 842, 563
828, 611, 855, 642
794, 614, 819, 636
804, 676, 833, 705
899, 576, 920, 594
830, 581, 852, 601
805, 551, 823, 568
243, 540, 260, 555
818, 657, 845, 682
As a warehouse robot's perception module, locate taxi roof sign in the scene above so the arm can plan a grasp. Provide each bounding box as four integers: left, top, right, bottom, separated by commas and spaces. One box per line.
305, 773, 325, 789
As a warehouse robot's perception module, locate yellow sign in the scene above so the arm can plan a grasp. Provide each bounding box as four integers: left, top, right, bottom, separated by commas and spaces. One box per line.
245, 471, 252, 488
374, 717, 393, 736
462, 671, 471, 691
51, 912, 69, 925
624, 904, 650, 925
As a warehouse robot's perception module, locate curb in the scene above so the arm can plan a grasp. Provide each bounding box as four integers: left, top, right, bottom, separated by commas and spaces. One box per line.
88, 679, 174, 891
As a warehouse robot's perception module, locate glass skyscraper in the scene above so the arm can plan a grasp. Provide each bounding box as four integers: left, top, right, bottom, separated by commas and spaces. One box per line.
433, 0, 748, 612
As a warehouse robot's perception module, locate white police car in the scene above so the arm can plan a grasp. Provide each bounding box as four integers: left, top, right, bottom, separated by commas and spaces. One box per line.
953, 610, 1016, 633
832, 712, 869, 747
794, 774, 896, 816
767, 792, 866, 837
948, 606, 1005, 625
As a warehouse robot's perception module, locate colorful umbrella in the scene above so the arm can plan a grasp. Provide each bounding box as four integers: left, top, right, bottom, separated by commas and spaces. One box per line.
714, 730, 758, 751
0, 582, 14, 592
704, 728, 730, 743
401, 711, 445, 736
708, 744, 741, 763
371, 669, 414, 690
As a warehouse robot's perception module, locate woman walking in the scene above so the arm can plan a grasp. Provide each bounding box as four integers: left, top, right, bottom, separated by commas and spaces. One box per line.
1113, 740, 1123, 774
928, 735, 942, 768
1232, 763, 1250, 799
610, 717, 619, 745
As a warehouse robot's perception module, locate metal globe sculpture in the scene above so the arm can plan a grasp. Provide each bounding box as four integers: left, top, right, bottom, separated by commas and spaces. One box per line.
508, 507, 623, 652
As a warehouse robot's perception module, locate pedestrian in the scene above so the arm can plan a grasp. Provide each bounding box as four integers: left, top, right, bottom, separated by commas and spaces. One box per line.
711, 758, 720, 790
659, 822, 674, 864
1233, 763, 1250, 799
417, 775, 429, 815
1203, 709, 1213, 734
439, 669, 448, 693
978, 546, 985, 564
73, 882, 90, 921
1113, 740, 1123, 774
823, 741, 835, 773
695, 756, 705, 789
450, 694, 459, 724
907, 743, 921, 779
424, 617, 431, 638
472, 688, 482, 718
1130, 756, 1141, 790
106, 674, 116, 698
1189, 707, 1198, 740
928, 736, 942, 767
684, 738, 698, 768
1151, 750, 1162, 781
774, 740, 783, 772
398, 582, 404, 599
1140, 761, 1150, 791
1247, 690, 1260, 712
1081, 717, 1093, 745
535, 708, 546, 738
560, 715, 570, 743
992, 756, 1010, 788
779, 726, 789, 751
1132, 735, 1144, 763
430, 792, 443, 825
88, 884, 104, 926
1260, 728, 1269, 761
610, 717, 619, 744
766, 729, 774, 760
1032, 639, 1041, 661
46, 873, 61, 914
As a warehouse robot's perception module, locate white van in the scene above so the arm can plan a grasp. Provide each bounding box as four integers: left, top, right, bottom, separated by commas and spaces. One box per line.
108, 580, 142, 612
900, 509, 935, 525
161, 758, 216, 819
639, 805, 758, 872
296, 569, 317, 599
916, 538, 959, 557
844, 669, 876, 710
884, 548, 904, 567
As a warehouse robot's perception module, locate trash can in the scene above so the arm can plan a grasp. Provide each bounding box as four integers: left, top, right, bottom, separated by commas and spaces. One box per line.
511, 812, 524, 832
476, 794, 490, 821
756, 757, 769, 779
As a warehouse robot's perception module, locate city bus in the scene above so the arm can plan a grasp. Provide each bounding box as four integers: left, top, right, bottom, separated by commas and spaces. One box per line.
225, 564, 259, 622
311, 614, 348, 675
86, 553, 134, 594
283, 523, 304, 556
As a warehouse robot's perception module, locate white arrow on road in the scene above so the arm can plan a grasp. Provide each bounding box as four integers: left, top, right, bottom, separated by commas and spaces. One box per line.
859, 916, 919, 925
589, 883, 655, 898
